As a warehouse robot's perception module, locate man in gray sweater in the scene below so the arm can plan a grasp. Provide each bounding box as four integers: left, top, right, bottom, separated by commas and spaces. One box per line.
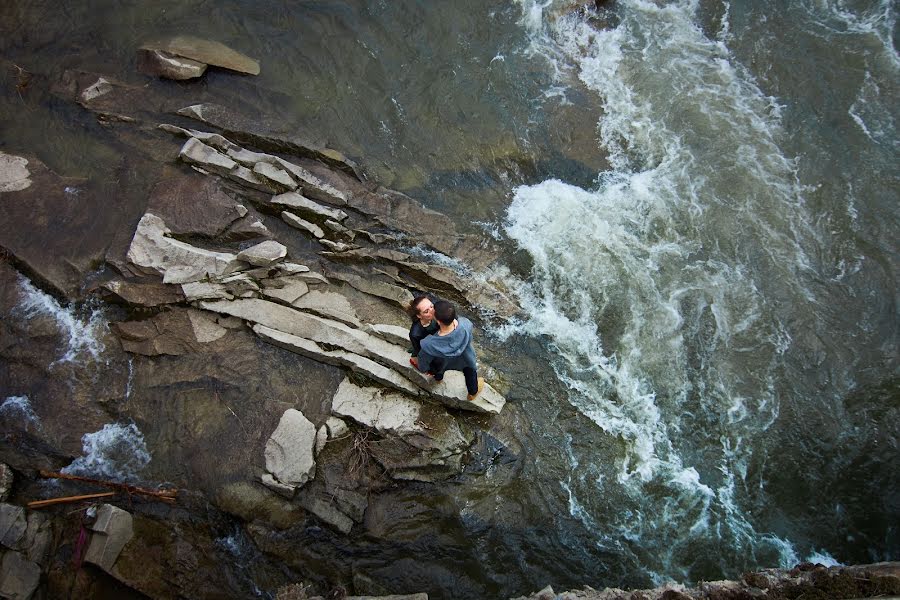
415, 300, 485, 400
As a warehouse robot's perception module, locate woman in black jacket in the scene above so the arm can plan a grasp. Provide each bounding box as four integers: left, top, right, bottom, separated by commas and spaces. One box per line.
406, 294, 439, 368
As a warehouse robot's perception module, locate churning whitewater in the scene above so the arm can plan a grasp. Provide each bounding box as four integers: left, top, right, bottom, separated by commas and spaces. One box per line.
501, 0, 897, 581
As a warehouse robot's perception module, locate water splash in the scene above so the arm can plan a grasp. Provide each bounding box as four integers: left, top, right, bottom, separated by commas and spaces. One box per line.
14, 274, 107, 365
62, 422, 151, 483
0, 395, 42, 431
502, 0, 823, 581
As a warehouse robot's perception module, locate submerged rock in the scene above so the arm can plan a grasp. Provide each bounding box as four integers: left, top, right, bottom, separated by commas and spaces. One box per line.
139, 35, 260, 76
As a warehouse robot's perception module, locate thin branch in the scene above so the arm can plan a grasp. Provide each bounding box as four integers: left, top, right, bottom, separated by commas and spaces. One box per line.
28, 492, 116, 509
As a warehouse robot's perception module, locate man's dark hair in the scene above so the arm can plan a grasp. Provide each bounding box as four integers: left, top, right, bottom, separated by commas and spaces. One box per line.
433, 300, 457, 326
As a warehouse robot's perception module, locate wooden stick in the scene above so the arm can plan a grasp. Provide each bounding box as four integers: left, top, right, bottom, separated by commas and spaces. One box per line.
38, 470, 178, 502
28, 492, 116, 509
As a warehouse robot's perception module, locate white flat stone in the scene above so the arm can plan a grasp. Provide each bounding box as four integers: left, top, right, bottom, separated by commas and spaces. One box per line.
331, 378, 422, 436
271, 192, 348, 222
236, 240, 287, 266
277, 262, 310, 275
253, 162, 296, 191
0, 152, 32, 192
264, 409, 316, 488
261, 277, 309, 304
282, 211, 325, 238
178, 138, 236, 175
420, 371, 506, 414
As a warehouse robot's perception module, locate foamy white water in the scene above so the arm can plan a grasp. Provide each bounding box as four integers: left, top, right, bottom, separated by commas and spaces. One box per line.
62, 422, 151, 482
14, 274, 107, 365
0, 395, 42, 430
503, 0, 836, 580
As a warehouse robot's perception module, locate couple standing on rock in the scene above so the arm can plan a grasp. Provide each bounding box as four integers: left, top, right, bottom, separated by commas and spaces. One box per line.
407, 295, 485, 401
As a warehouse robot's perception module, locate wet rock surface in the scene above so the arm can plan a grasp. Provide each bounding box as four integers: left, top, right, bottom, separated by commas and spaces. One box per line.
0, 61, 521, 599
138, 35, 260, 78
510, 562, 900, 600
3, 54, 887, 600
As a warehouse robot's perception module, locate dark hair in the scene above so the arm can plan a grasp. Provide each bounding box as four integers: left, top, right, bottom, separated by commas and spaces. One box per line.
406, 294, 434, 320
433, 300, 456, 326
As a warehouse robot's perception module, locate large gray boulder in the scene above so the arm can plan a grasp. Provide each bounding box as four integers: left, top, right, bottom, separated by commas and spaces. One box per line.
327, 271, 414, 309
199, 299, 410, 369
331, 379, 470, 482
291, 290, 361, 328
126, 213, 246, 284
264, 409, 317, 491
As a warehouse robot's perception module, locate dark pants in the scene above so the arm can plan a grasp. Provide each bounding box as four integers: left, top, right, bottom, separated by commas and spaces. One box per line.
430, 357, 478, 395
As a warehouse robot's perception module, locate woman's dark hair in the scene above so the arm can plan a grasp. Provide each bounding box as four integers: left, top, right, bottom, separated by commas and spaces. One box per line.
433, 300, 457, 326
406, 294, 434, 320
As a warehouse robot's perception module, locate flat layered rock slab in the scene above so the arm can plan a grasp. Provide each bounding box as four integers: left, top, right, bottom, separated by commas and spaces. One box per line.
199, 298, 411, 369
421, 372, 506, 414
140, 36, 260, 75
253, 325, 420, 396
127, 213, 246, 284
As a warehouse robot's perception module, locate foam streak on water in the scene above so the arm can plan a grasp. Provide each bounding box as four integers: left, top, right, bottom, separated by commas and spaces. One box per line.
505, 0, 825, 581
14, 274, 107, 365
0, 395, 42, 431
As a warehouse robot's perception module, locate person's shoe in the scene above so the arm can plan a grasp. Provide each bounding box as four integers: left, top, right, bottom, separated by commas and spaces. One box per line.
409, 357, 419, 368
467, 377, 485, 401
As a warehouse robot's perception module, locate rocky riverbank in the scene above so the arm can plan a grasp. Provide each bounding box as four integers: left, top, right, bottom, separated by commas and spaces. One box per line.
0, 36, 896, 600
1, 43, 527, 597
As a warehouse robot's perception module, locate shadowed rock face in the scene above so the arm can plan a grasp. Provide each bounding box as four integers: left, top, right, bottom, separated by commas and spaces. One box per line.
0, 153, 125, 298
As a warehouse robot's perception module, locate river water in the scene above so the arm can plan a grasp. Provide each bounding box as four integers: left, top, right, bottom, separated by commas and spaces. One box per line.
1, 0, 897, 598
